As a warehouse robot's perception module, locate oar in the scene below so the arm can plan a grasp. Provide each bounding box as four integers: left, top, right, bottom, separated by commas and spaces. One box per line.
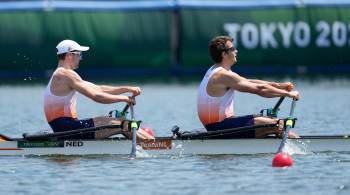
0, 134, 13, 141
261, 97, 285, 117
108, 103, 129, 118
272, 99, 296, 167
129, 103, 137, 159
272, 97, 285, 113
121, 103, 129, 116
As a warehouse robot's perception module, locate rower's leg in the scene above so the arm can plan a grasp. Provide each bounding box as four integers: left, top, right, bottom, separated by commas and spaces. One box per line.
254, 117, 299, 138
253, 117, 277, 138
287, 131, 299, 138
92, 116, 122, 127
92, 117, 154, 140
91, 117, 123, 139
94, 128, 124, 139
120, 120, 155, 140
276, 119, 299, 138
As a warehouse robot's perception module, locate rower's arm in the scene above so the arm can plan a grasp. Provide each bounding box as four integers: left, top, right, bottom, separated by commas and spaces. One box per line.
219, 72, 298, 99
85, 82, 141, 96
100, 85, 129, 94
67, 71, 133, 104
237, 81, 292, 98
100, 85, 141, 96
248, 79, 293, 91
248, 79, 275, 85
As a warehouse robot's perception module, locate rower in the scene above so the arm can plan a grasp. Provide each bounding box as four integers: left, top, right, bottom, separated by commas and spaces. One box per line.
43, 40, 153, 140
197, 36, 300, 138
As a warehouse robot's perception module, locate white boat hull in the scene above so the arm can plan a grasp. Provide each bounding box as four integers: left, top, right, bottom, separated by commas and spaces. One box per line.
0, 136, 349, 156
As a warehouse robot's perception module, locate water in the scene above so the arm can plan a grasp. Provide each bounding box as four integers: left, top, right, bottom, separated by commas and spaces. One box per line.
1, 78, 350, 195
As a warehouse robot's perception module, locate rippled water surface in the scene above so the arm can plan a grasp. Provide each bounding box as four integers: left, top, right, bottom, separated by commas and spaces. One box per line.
1, 78, 350, 195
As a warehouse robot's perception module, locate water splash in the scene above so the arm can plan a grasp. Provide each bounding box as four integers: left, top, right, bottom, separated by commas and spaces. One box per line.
135, 145, 152, 158
23, 77, 33, 81
282, 139, 312, 155
175, 142, 185, 156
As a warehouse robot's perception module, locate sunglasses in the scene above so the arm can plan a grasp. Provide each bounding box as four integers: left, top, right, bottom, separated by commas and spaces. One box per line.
70, 51, 83, 60
223, 46, 236, 52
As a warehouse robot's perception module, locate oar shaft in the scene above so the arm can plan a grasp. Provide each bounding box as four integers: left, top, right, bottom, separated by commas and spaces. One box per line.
277, 125, 290, 153
276, 99, 296, 153
289, 99, 296, 116
129, 104, 137, 158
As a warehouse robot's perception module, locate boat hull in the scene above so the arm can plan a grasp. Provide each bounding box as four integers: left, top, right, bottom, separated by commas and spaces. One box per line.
0, 136, 349, 156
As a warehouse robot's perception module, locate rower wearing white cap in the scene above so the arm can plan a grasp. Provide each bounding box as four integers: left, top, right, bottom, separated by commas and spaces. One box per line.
44, 40, 153, 140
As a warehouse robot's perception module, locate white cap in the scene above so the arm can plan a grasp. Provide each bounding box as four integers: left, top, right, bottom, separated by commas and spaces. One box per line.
56, 40, 89, 55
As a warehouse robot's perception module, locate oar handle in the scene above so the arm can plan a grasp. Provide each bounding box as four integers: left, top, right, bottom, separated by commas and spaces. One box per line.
121, 97, 136, 116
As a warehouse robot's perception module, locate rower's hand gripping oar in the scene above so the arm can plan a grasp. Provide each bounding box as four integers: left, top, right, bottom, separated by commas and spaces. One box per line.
261, 82, 293, 117
272, 82, 293, 116
129, 102, 137, 159
272, 98, 296, 167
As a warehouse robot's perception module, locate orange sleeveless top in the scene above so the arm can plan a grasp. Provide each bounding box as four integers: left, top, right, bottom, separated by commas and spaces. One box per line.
197, 66, 235, 125
44, 69, 77, 122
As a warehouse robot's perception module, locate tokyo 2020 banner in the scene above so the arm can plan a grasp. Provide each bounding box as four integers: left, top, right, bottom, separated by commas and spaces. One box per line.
180, 7, 350, 72
1, 1, 350, 77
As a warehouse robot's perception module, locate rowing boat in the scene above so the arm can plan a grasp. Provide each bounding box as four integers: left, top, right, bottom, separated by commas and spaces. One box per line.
0, 134, 349, 156
0, 98, 348, 156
